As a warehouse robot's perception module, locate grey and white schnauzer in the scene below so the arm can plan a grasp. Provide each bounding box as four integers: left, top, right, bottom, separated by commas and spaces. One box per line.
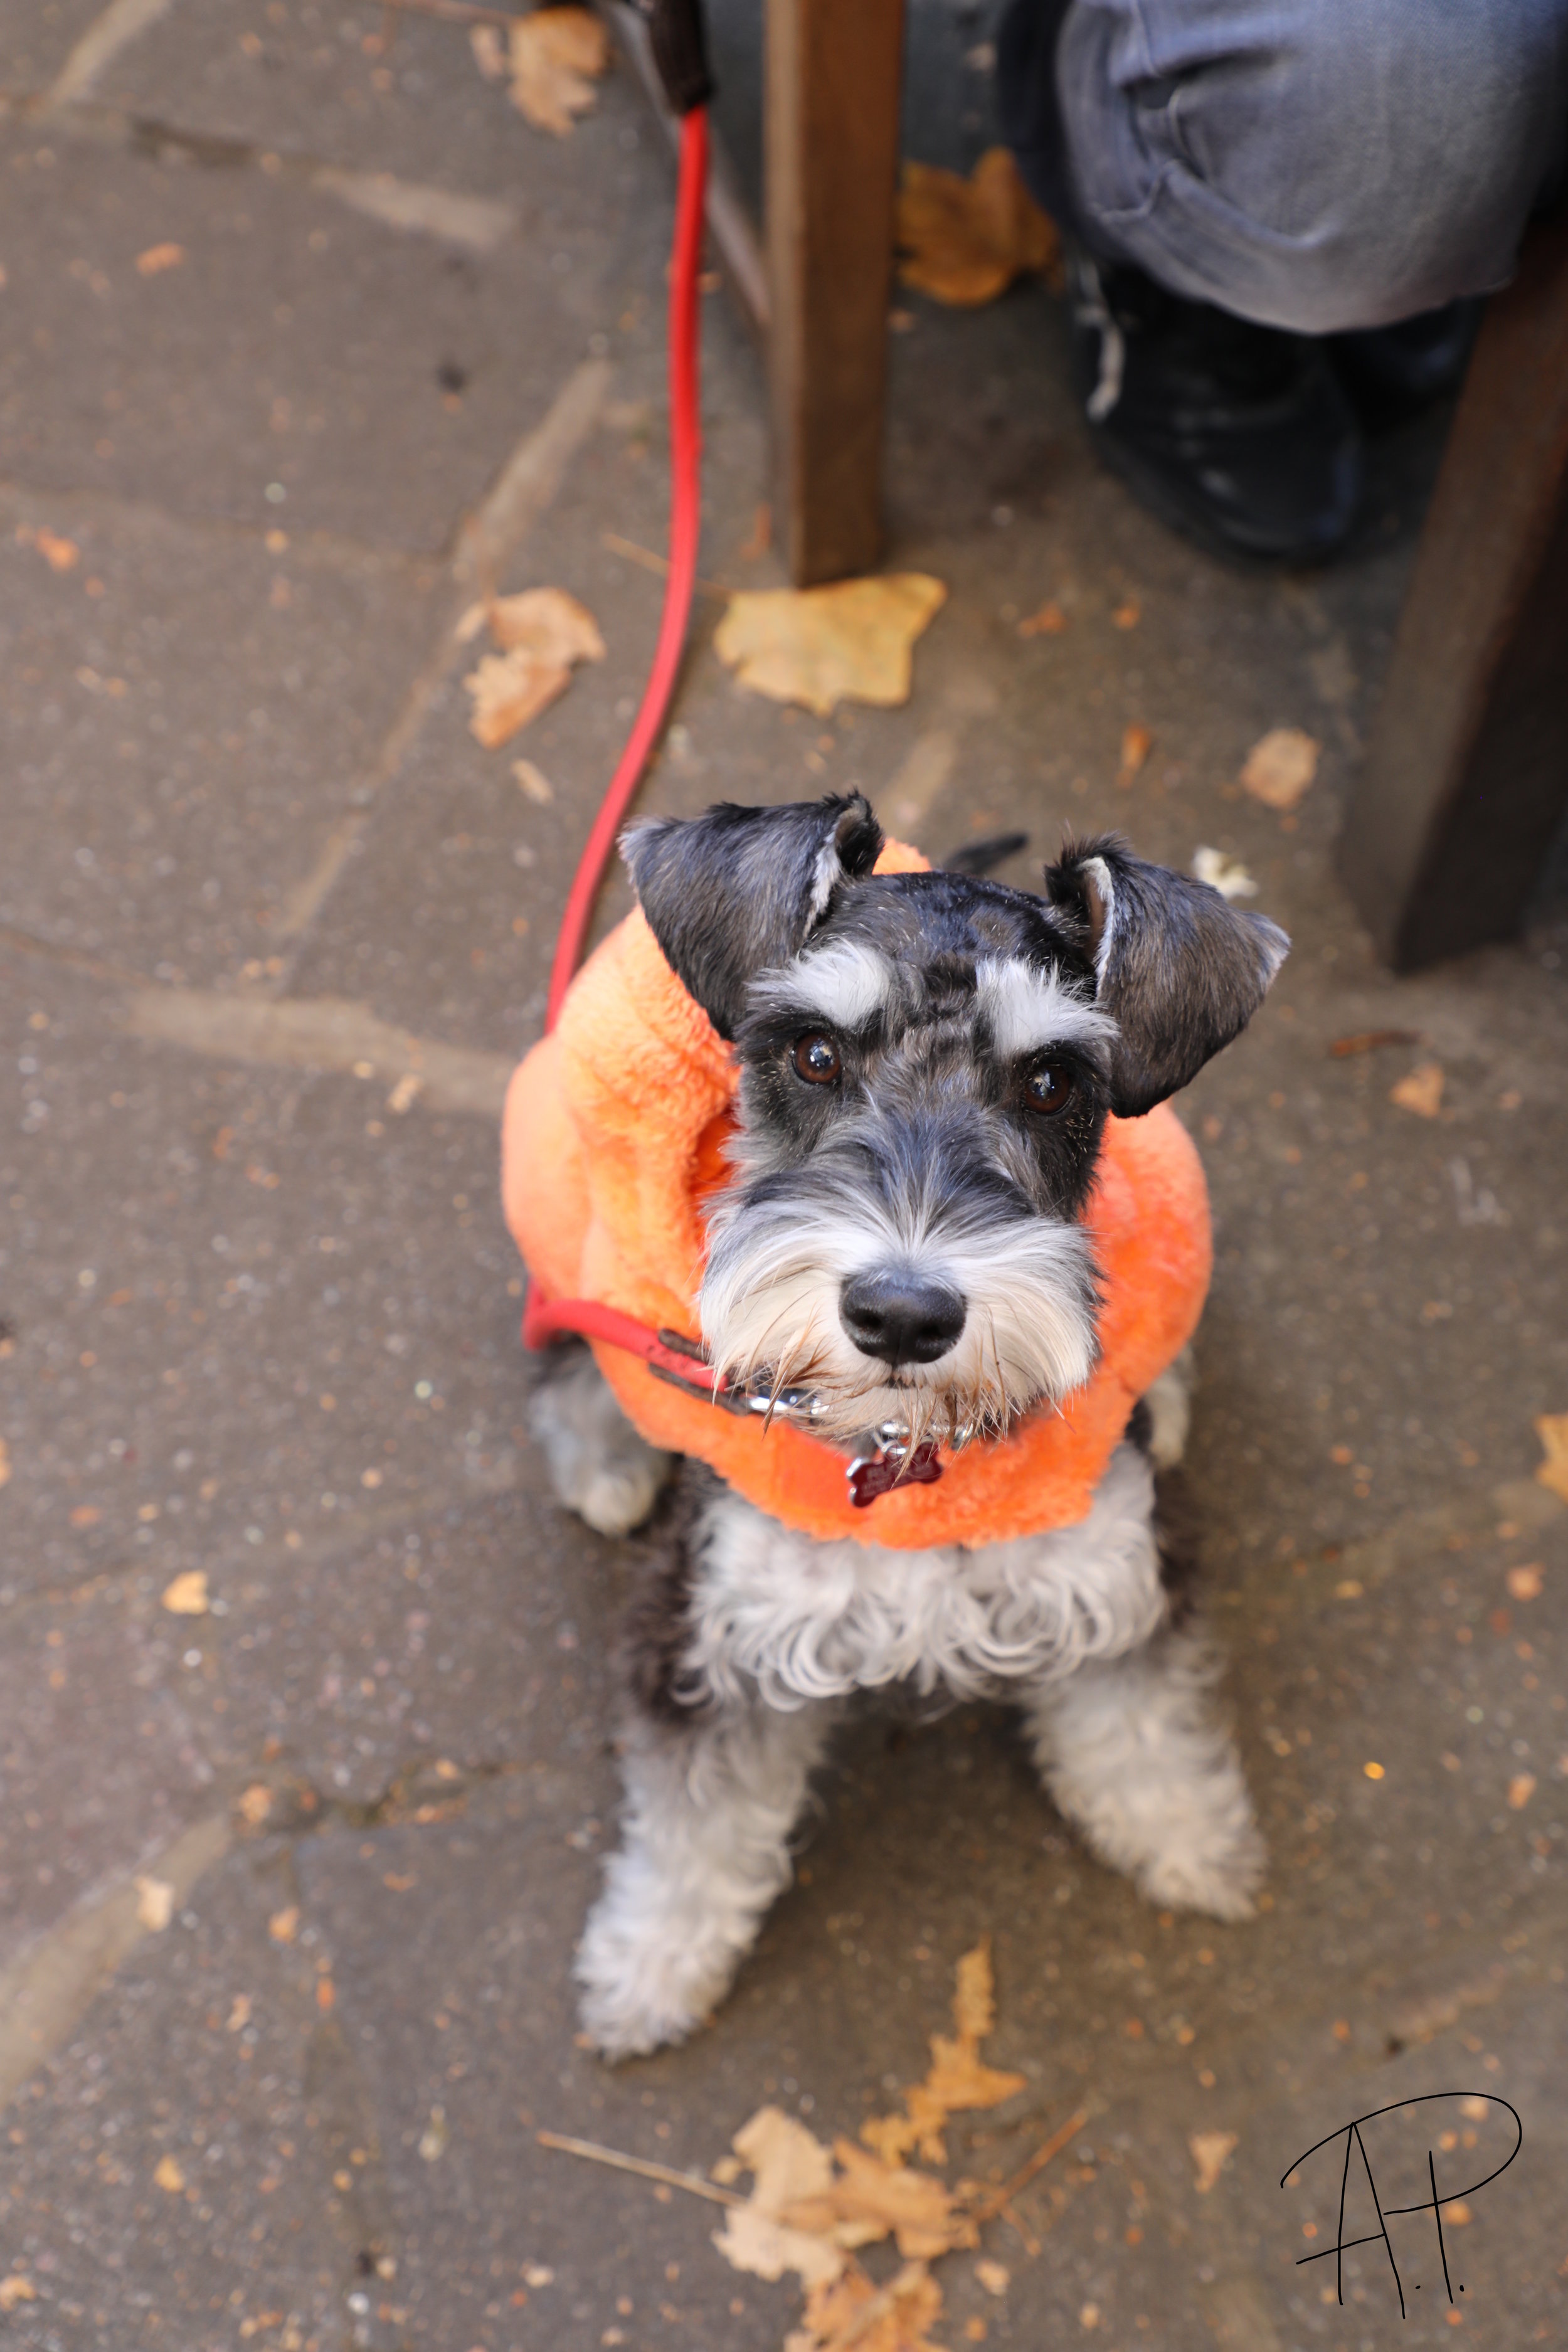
531, 793, 1288, 2058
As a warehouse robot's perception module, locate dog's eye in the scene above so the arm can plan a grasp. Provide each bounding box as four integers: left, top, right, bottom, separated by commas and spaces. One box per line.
1025, 1059, 1075, 1114
792, 1032, 842, 1085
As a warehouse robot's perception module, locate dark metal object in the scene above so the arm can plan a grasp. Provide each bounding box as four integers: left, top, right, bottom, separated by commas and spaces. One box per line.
1338, 212, 1568, 972
632, 0, 712, 114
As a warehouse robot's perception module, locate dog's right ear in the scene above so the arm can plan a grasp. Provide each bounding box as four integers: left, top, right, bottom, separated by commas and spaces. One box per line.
621, 793, 883, 1037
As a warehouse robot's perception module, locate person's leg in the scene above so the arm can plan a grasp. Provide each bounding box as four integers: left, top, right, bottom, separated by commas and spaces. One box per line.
998, 0, 1568, 560
1007, 0, 1568, 334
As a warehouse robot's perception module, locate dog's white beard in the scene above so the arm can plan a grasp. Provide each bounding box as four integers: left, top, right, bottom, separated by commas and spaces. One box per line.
701, 1186, 1099, 1450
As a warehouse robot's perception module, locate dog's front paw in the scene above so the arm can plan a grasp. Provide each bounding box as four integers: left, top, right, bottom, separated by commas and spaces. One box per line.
531, 1355, 672, 1537
1135, 1812, 1267, 1922
575, 1885, 741, 2060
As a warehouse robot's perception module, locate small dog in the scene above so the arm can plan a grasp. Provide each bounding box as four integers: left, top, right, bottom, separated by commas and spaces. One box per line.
529, 794, 1287, 2058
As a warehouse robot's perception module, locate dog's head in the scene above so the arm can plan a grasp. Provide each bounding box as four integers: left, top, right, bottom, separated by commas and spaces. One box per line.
623, 794, 1287, 1450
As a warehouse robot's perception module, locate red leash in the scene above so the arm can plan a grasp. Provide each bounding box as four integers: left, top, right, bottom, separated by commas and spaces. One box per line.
522, 105, 723, 1397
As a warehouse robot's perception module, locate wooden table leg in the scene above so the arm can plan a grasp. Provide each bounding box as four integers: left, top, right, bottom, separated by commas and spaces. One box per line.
1337, 213, 1568, 972
766, 0, 907, 586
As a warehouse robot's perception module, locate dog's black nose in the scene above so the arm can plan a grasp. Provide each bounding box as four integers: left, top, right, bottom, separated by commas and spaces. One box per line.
839, 1271, 966, 1365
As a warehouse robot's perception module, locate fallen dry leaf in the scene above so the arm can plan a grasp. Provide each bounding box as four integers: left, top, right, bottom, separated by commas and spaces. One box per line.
1017, 599, 1066, 638
975, 2258, 1009, 2297
1390, 1062, 1444, 1118
237, 1783, 273, 1827
714, 2107, 844, 2291
1508, 1774, 1536, 1809
161, 1569, 209, 1616
464, 587, 604, 748
715, 575, 946, 716
1241, 726, 1319, 810
512, 757, 554, 805
469, 21, 506, 79
1191, 846, 1258, 901
268, 1905, 300, 1944
1189, 2131, 1236, 2195
507, 6, 608, 136
226, 1994, 252, 2030
861, 1938, 1025, 2168
154, 2153, 186, 2194
0, 2278, 36, 2312
135, 1875, 175, 1932
1535, 1414, 1568, 1505
784, 2137, 973, 2260
135, 242, 185, 277
787, 2259, 946, 2352
1507, 1563, 1544, 1602
19, 524, 80, 573
1327, 1028, 1422, 1058
896, 147, 1059, 307
1116, 722, 1152, 789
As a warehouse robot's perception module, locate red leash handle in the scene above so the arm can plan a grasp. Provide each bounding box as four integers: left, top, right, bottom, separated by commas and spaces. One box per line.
525, 103, 710, 1362
544, 102, 709, 1034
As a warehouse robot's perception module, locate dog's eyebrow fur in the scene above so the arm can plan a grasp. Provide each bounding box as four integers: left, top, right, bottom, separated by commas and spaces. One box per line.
751, 938, 898, 1031
976, 957, 1119, 1060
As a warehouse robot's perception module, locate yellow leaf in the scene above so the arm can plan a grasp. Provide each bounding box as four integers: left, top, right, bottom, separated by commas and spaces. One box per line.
154, 2154, 186, 2193
508, 8, 609, 136
1389, 1062, 1444, 1118
464, 588, 604, 749
1240, 726, 1319, 810
715, 575, 946, 716
1189, 2131, 1236, 2194
161, 1570, 209, 1616
1535, 1414, 1568, 1503
136, 243, 185, 277
134, 1875, 174, 1931
951, 1939, 997, 2042
784, 2138, 975, 2261
788, 2259, 946, 2352
713, 2107, 844, 2290
896, 149, 1059, 307
859, 1940, 1024, 2166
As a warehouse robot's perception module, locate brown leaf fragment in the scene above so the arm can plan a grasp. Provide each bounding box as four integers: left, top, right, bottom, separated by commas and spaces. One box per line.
154, 2153, 186, 2193
0, 2278, 37, 2312
715, 575, 946, 716
21, 525, 80, 573
464, 588, 604, 748
1189, 2131, 1236, 2195
861, 1939, 1025, 2167
1240, 726, 1318, 810
713, 2107, 845, 2290
1389, 1062, 1444, 1118
1508, 1773, 1536, 1809
1507, 1563, 1544, 1602
1116, 722, 1152, 788
783, 2138, 974, 2260
508, 7, 609, 136
787, 2259, 946, 2352
161, 1570, 209, 1616
136, 243, 185, 277
1534, 1414, 1568, 1504
897, 148, 1059, 307
134, 1875, 175, 1932
1017, 599, 1065, 638
1327, 1028, 1422, 1058
237, 1783, 273, 1826
268, 1905, 300, 1944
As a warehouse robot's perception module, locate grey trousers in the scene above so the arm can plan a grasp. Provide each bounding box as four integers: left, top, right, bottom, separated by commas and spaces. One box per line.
999, 0, 1568, 332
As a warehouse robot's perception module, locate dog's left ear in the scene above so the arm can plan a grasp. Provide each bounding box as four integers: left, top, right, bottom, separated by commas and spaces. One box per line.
622, 792, 884, 1038
1043, 835, 1289, 1116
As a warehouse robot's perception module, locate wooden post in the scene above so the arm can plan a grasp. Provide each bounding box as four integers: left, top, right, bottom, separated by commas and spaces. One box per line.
765, 0, 907, 586
1337, 215, 1568, 972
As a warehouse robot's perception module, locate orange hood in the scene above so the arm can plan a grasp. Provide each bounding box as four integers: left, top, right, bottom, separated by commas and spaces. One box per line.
502, 848, 1211, 1549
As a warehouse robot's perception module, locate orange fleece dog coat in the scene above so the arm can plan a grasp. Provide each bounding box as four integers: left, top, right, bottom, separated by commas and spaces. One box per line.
502, 847, 1212, 1550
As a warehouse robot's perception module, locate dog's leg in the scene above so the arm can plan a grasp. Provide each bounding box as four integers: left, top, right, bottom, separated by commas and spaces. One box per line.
576, 1695, 836, 2058
530, 1342, 672, 1537
1021, 1628, 1265, 1920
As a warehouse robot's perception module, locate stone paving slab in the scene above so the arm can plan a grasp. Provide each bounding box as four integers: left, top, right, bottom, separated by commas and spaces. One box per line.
0, 1839, 356, 2352
0, 482, 439, 981
0, 114, 617, 551
0, 0, 106, 92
